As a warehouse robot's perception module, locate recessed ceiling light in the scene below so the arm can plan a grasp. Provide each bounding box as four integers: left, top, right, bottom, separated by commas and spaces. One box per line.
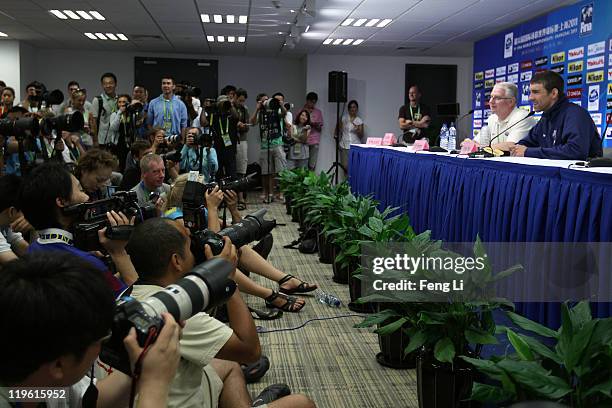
207, 35, 215, 42
49, 10, 68, 19
353, 39, 364, 45
227, 15, 235, 23
238, 15, 248, 24
343, 39, 353, 45
201, 14, 210, 23
290, 9, 296, 13
213, 14, 223, 23
323, 38, 332, 45
305, 25, 310, 33
76, 11, 93, 20
106, 33, 118, 40
341, 18, 353, 26
217, 35, 225, 42
353, 18, 367, 27
377, 19, 392, 27
228, 36, 235, 42
238, 36, 246, 42
365, 19, 379, 27
63, 10, 81, 20
117, 33, 128, 41
95, 33, 108, 40
84, 32, 97, 39
278, 31, 284, 35
333, 38, 343, 45
89, 11, 105, 20
0, 32, 7, 37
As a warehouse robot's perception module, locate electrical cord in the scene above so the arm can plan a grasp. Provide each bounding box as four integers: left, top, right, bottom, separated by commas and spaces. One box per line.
256, 313, 365, 334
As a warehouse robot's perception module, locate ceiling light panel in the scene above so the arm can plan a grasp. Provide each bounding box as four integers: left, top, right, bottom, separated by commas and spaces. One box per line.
353, 39, 364, 45
89, 11, 105, 20
333, 38, 343, 45
49, 10, 68, 19
207, 35, 215, 42
0, 32, 9, 37
353, 18, 367, 26
377, 19, 392, 27
323, 38, 365, 46
85, 33, 129, 41
95, 33, 107, 40
213, 14, 223, 23
341, 18, 354, 26
201, 14, 210, 23
365, 19, 379, 27
63, 10, 81, 19
50, 10, 106, 20
76, 11, 93, 20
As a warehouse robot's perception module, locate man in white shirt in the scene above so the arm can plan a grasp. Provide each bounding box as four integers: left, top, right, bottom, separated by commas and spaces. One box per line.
476, 82, 536, 151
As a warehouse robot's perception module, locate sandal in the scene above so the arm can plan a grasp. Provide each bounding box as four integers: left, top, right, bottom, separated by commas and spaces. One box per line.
241, 355, 270, 384
278, 274, 318, 295
252, 383, 291, 407
265, 290, 305, 313
249, 306, 283, 320
238, 202, 247, 211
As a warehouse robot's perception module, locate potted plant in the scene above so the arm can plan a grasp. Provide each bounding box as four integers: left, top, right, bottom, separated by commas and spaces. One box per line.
278, 168, 309, 215
462, 301, 612, 407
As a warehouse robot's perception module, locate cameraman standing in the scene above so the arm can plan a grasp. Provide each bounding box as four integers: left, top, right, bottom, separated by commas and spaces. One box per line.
109, 94, 140, 170
208, 95, 239, 179
180, 127, 218, 182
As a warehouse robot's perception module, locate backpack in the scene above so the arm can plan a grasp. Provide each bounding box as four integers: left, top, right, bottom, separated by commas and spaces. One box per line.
284, 226, 318, 254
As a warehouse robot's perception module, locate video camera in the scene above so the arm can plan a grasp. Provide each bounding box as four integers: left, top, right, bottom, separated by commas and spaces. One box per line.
100, 257, 236, 375
62, 190, 157, 252
263, 98, 281, 112
0, 111, 84, 138
26, 81, 64, 107
125, 101, 143, 115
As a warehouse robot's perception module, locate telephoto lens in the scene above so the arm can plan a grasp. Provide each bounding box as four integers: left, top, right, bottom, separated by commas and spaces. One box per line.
100, 257, 236, 375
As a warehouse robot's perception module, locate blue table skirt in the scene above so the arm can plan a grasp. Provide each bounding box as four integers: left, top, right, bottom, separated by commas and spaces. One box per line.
349, 146, 612, 327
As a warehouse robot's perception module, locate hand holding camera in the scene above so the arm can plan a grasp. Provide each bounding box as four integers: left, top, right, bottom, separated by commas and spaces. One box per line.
204, 236, 238, 275
98, 210, 135, 254
205, 185, 224, 210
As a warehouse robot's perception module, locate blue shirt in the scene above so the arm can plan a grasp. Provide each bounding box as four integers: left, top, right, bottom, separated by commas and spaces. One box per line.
180, 145, 218, 182
518, 96, 602, 160
146, 95, 188, 136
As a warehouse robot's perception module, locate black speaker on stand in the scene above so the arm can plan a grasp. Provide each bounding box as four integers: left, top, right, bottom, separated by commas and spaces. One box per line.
327, 71, 347, 184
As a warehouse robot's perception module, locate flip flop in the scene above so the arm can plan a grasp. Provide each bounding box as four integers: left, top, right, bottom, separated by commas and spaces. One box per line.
241, 355, 270, 384
278, 274, 318, 295
252, 383, 291, 407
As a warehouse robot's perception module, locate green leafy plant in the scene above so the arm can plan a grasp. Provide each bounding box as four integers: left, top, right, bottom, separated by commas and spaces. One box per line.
278, 167, 311, 202
462, 301, 612, 407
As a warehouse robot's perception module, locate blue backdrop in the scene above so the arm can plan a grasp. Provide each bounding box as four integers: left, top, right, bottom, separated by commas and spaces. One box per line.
472, 0, 612, 147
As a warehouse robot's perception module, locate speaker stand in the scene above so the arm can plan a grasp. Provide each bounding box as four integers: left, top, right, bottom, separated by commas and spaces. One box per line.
326, 101, 345, 184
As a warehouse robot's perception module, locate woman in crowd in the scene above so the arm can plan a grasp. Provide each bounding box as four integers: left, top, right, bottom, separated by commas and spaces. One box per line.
287, 110, 310, 169
109, 94, 136, 171
74, 148, 118, 200
338, 100, 364, 176
0, 87, 15, 118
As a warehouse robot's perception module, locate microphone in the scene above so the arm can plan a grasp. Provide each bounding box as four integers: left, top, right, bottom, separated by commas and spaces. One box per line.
470, 110, 535, 158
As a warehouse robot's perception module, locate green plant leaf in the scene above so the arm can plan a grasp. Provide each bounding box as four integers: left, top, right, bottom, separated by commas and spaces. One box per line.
517, 333, 562, 365
470, 382, 515, 404
564, 319, 597, 373
354, 309, 401, 329
506, 328, 535, 361
434, 337, 456, 364
584, 378, 612, 398
368, 217, 384, 233
497, 359, 572, 400
374, 317, 408, 336
507, 311, 558, 338
569, 300, 592, 329
357, 225, 376, 239
404, 330, 427, 356
557, 303, 574, 362
465, 328, 499, 345
492, 264, 523, 282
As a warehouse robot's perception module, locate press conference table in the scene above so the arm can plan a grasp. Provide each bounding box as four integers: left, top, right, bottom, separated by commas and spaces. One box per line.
348, 144, 612, 327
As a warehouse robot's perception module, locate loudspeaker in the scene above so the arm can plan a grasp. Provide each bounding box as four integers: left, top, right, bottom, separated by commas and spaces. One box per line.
328, 71, 347, 103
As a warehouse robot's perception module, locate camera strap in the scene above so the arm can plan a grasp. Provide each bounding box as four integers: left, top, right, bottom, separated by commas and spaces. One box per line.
37, 228, 74, 246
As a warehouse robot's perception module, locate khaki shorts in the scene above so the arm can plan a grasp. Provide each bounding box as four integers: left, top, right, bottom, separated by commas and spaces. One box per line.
236, 141, 248, 174
260, 145, 287, 175
202, 364, 223, 408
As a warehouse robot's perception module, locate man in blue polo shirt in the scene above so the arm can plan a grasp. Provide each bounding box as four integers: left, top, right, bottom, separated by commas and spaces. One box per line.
18, 163, 138, 295
146, 76, 188, 139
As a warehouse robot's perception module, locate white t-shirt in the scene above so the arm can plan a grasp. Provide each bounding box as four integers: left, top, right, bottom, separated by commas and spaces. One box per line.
0, 226, 24, 254
478, 107, 536, 144
340, 114, 363, 149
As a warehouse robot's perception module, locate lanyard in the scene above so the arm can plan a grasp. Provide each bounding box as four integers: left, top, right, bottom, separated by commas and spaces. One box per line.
218, 116, 229, 135
409, 105, 420, 121
163, 99, 173, 122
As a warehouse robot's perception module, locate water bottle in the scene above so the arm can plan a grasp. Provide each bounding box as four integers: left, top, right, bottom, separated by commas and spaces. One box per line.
448, 122, 457, 152
40, 101, 47, 112
316, 289, 341, 307
439, 123, 448, 151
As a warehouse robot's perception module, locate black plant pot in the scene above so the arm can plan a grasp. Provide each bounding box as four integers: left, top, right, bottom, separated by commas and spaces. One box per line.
317, 231, 334, 264
375, 317, 416, 369
348, 275, 376, 313
417, 350, 479, 408
285, 195, 292, 215
291, 206, 300, 223
331, 246, 353, 284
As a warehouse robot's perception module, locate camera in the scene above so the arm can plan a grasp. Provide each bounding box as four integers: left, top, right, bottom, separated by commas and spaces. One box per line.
125, 101, 143, 115
160, 150, 182, 163
26, 82, 64, 107
40, 111, 84, 135
0, 117, 40, 138
204, 174, 254, 194
263, 98, 281, 111
100, 257, 236, 375
0, 111, 83, 138
62, 191, 157, 252
191, 208, 277, 263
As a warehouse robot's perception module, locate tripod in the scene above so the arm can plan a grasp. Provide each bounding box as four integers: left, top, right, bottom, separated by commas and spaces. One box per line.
326, 101, 345, 184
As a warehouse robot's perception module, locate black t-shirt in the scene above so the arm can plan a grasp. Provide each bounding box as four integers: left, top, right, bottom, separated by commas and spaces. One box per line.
210, 112, 239, 153
398, 103, 431, 143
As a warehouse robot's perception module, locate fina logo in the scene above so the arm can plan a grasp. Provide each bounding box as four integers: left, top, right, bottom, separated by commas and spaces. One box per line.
580, 3, 593, 37
504, 32, 513, 59
589, 88, 598, 102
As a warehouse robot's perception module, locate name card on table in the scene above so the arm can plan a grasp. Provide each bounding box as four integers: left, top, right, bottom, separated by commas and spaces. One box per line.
382, 133, 397, 145
412, 139, 429, 151
366, 137, 383, 145
460, 139, 479, 155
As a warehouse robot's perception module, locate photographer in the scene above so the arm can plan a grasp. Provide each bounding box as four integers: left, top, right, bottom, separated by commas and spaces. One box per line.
18, 162, 138, 292
132, 85, 149, 140
20, 81, 44, 113
0, 174, 29, 265
2, 107, 39, 176
74, 148, 118, 200
127, 218, 315, 408
180, 127, 218, 182
251, 94, 287, 203
234, 88, 249, 209
109, 94, 139, 170
119, 140, 152, 191
0, 253, 181, 408
64, 88, 95, 149
209, 95, 239, 179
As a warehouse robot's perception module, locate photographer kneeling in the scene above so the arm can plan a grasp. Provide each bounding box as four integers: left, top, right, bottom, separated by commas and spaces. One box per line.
0, 253, 181, 408
126, 217, 315, 408
18, 162, 138, 292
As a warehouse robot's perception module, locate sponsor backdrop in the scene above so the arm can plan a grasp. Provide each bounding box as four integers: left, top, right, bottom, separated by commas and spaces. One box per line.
472, 0, 612, 147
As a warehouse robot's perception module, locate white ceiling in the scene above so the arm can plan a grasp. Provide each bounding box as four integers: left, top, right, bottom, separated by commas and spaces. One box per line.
0, 0, 579, 57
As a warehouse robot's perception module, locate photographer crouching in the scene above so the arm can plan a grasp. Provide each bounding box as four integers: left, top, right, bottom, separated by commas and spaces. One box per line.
0, 253, 181, 407
18, 162, 138, 292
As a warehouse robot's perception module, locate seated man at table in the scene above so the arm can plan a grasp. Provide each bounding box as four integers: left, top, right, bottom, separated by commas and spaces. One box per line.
476, 82, 536, 150
509, 71, 602, 160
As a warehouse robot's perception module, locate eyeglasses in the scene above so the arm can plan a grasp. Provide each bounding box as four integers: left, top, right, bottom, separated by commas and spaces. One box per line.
489, 96, 513, 102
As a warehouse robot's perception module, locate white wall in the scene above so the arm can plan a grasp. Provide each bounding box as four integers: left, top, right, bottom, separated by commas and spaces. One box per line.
0, 41, 22, 101
306, 54, 473, 173
19, 42, 37, 102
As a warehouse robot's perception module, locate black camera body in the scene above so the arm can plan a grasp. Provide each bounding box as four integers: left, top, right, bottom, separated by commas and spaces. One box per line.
125, 101, 143, 115
100, 257, 236, 375
64, 191, 157, 252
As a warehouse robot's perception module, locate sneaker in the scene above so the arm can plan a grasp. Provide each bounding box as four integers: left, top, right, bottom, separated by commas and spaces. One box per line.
252, 383, 291, 407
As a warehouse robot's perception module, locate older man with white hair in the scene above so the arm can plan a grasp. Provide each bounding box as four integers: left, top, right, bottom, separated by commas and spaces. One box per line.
477, 82, 537, 151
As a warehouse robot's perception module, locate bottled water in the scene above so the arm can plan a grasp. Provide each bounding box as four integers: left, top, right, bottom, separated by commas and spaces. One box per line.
439, 123, 448, 151
448, 122, 457, 152
316, 289, 341, 307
